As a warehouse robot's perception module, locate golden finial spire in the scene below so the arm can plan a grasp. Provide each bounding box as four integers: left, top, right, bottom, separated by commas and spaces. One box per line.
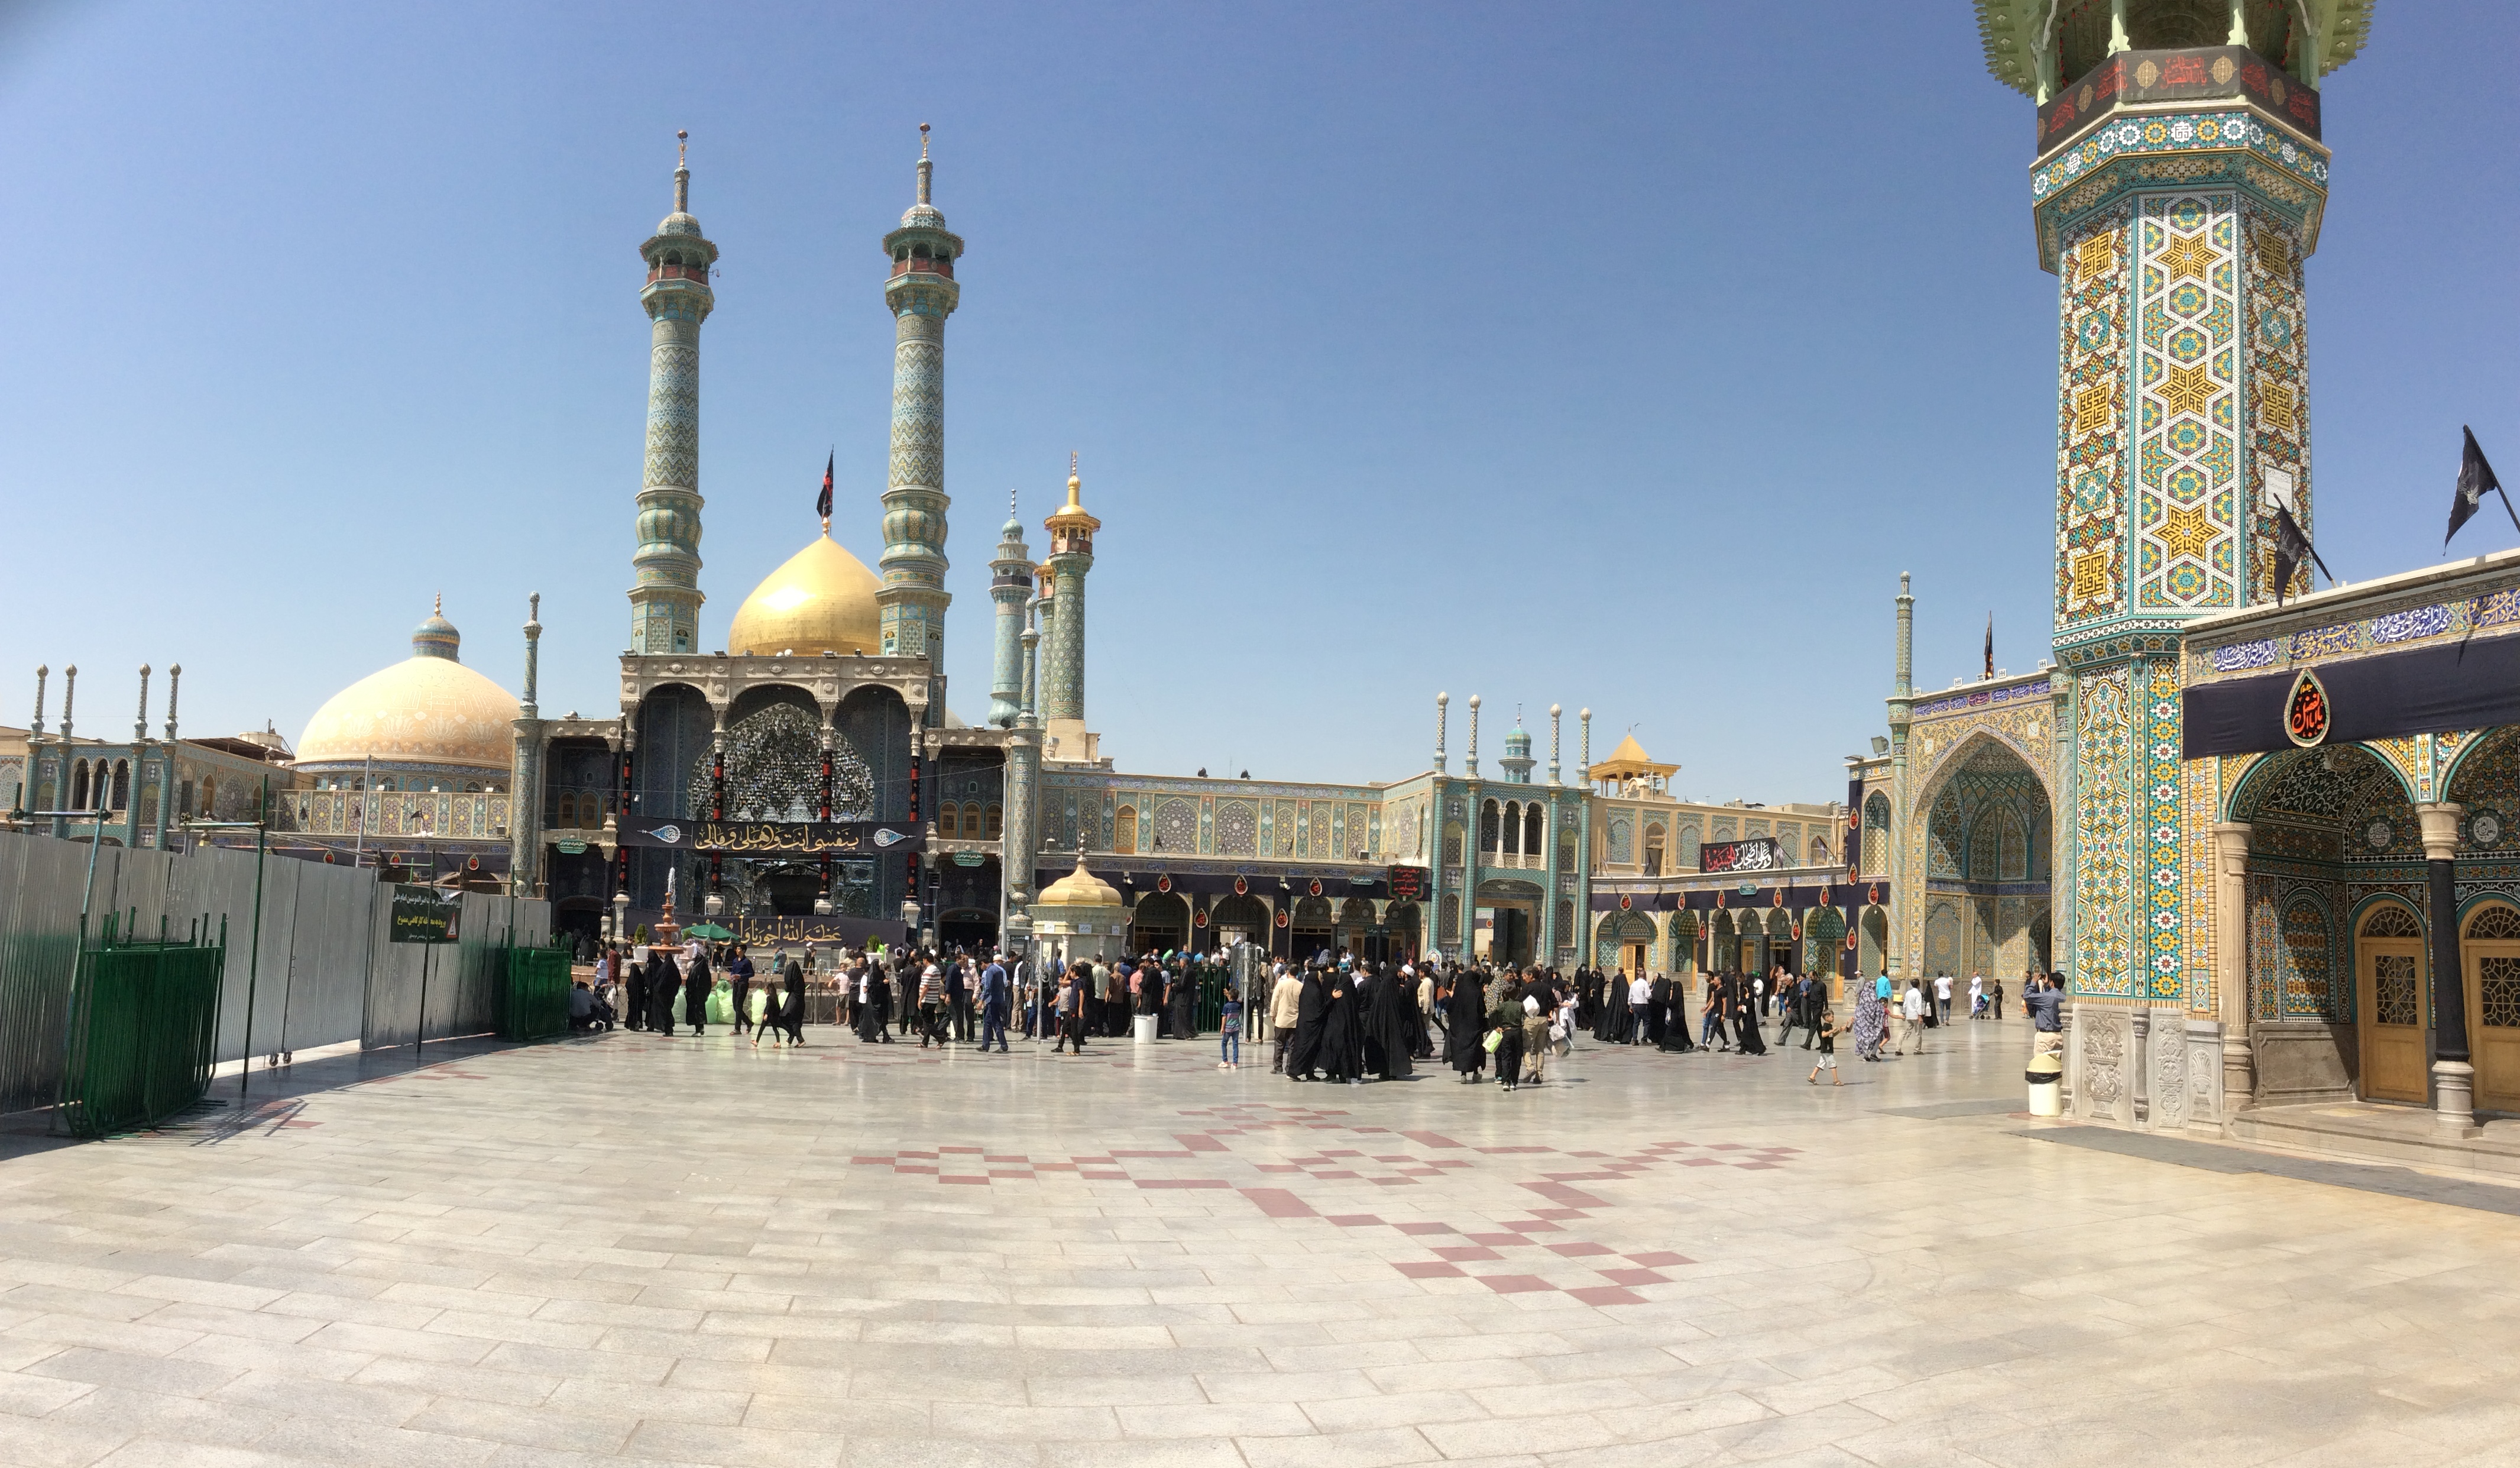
1067, 451, 1080, 506
434, 591, 443, 615
677, 129, 688, 169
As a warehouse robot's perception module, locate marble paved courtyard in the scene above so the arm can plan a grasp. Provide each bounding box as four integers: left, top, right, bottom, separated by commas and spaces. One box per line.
7, 1014, 2520, 1468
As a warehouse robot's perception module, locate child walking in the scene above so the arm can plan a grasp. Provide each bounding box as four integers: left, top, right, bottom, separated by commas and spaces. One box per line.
1218, 986, 1243, 1070
1807, 1008, 1841, 1086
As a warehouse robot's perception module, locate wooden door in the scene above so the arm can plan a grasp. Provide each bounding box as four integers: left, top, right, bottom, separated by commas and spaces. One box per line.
2358, 933, 2427, 1104
1625, 943, 1647, 975
2463, 904, 2520, 1113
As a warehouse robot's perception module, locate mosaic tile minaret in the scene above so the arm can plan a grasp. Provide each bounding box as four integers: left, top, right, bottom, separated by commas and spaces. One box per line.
630, 132, 717, 657
1042, 453, 1099, 737
1973, 4, 2367, 1007
878, 124, 963, 723
988, 492, 1032, 727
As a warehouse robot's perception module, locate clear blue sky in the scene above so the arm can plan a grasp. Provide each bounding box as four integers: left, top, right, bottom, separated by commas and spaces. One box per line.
4, 4, 2513, 800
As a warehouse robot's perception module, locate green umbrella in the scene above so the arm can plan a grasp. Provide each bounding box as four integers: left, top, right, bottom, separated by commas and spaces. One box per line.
681, 922, 736, 940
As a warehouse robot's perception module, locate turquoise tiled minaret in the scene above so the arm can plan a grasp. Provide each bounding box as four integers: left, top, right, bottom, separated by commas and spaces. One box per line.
987, 492, 1031, 727
630, 132, 717, 657
878, 124, 963, 723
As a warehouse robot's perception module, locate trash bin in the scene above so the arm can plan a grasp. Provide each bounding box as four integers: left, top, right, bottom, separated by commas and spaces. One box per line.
2026, 1050, 2064, 1117
1134, 1013, 1158, 1045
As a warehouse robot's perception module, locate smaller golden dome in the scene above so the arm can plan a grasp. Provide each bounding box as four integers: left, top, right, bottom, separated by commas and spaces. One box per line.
728, 533, 882, 657
1035, 854, 1120, 908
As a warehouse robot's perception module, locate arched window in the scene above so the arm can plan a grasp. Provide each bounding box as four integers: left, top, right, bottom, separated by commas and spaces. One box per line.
1479, 800, 1501, 853
938, 803, 960, 838
71, 760, 89, 810
199, 775, 215, 817
1643, 822, 1666, 875
1442, 822, 1464, 866
1113, 806, 1138, 855
557, 793, 577, 827
111, 761, 129, 810
1524, 804, 1543, 856
984, 803, 1003, 839
1501, 801, 1521, 855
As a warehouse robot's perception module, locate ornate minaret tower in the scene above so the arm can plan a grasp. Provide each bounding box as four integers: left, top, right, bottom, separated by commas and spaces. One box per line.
1042, 453, 1100, 760
988, 491, 1032, 727
1974, 4, 2366, 1012
630, 132, 717, 657
878, 124, 964, 722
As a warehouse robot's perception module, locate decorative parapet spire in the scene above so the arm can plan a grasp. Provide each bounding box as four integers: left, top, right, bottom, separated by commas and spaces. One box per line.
134, 665, 151, 741
630, 130, 717, 657
59, 664, 76, 743
163, 664, 180, 742
1465, 694, 1481, 777
1579, 708, 1592, 787
877, 124, 964, 710
1548, 704, 1562, 785
1894, 571, 1914, 697
522, 593, 543, 716
1433, 691, 1449, 774
29, 664, 46, 739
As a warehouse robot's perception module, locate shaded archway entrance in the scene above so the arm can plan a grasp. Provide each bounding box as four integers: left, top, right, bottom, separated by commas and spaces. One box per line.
1212, 893, 1269, 950
2228, 743, 2419, 1105
1132, 892, 1188, 955
1476, 881, 1540, 966
1905, 733, 2053, 986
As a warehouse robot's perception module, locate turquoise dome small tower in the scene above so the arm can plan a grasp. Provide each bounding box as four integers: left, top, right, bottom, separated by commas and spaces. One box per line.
1499, 717, 1536, 785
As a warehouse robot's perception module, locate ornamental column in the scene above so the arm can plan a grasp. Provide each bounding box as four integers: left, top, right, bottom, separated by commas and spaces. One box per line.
630, 132, 717, 657
1042, 454, 1100, 758
2211, 821, 2252, 1120
2418, 803, 2478, 1137
878, 124, 964, 725
1977, 23, 2359, 1013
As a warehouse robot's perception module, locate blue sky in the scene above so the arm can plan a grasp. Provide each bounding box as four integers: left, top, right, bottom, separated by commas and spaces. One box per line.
4, 3, 2513, 800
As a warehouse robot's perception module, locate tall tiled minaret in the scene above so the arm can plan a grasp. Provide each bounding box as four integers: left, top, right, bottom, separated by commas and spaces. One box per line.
630, 131, 717, 657
877, 124, 963, 725
1042, 453, 1099, 758
987, 491, 1031, 727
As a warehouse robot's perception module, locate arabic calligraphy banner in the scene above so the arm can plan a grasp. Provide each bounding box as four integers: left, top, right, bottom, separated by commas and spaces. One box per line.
1699, 837, 1783, 874
616, 816, 924, 855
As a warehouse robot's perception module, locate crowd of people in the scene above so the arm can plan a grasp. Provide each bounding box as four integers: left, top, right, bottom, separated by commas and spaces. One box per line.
569, 935, 2072, 1093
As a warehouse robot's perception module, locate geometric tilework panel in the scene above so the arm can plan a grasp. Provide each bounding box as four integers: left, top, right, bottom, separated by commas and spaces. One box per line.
2133, 192, 2239, 610
2058, 205, 2134, 626
2075, 667, 2135, 995
2243, 196, 2309, 602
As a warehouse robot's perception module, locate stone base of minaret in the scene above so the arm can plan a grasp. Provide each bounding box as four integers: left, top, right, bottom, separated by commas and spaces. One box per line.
1044, 719, 1103, 767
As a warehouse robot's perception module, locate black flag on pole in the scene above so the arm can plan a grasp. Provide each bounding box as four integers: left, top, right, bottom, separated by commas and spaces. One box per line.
2273, 503, 2331, 606
1983, 614, 1993, 679
816, 451, 834, 525
2448, 425, 2517, 548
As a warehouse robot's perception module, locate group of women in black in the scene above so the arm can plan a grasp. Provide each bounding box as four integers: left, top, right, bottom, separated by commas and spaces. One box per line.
1282, 959, 1424, 1085
612, 942, 805, 1043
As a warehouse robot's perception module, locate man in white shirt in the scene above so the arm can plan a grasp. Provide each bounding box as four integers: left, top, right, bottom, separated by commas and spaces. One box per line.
1628, 972, 1654, 1046
1898, 980, 1930, 1055
1933, 972, 1954, 1024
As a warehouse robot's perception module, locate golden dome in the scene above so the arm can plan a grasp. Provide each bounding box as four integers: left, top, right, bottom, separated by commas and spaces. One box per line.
1035, 855, 1121, 908
296, 606, 520, 774
728, 533, 882, 657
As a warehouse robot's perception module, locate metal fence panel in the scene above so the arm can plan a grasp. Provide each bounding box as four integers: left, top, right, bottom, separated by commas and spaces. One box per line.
0, 834, 89, 1113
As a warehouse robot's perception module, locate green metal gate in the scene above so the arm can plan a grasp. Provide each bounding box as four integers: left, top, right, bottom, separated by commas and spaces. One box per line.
493, 943, 574, 1042
58, 914, 226, 1139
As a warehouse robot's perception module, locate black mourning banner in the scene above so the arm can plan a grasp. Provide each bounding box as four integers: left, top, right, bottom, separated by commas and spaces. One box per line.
616, 816, 923, 854
2185, 636, 2520, 758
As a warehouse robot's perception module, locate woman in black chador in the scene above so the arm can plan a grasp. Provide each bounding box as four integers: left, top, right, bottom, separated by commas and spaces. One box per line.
1318, 964, 1365, 1084
1287, 963, 1329, 1081
1444, 966, 1488, 1082
624, 956, 649, 1032
782, 958, 806, 1044
684, 946, 711, 1034
1361, 962, 1416, 1081
648, 955, 679, 1035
